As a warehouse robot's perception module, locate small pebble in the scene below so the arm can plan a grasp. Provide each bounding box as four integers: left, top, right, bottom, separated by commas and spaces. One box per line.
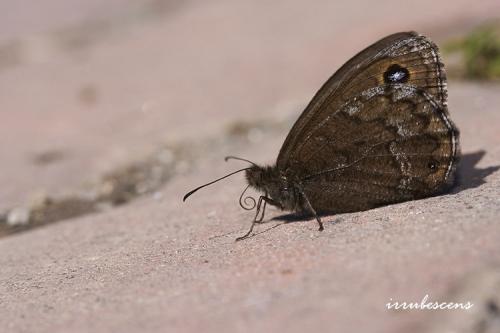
7, 207, 31, 226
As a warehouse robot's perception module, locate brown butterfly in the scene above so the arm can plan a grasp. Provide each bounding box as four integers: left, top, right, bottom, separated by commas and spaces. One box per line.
184, 31, 460, 240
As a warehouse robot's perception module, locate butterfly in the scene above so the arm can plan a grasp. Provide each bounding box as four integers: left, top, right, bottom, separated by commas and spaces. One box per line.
184, 31, 460, 240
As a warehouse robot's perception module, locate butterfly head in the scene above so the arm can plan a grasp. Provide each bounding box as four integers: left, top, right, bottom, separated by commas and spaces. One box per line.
245, 165, 277, 190
245, 165, 297, 210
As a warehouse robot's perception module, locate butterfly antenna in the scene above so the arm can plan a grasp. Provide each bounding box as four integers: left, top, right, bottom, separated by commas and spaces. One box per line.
224, 156, 257, 166
183, 167, 251, 202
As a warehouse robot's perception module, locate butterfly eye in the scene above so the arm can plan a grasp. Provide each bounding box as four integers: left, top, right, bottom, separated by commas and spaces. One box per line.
383, 64, 410, 83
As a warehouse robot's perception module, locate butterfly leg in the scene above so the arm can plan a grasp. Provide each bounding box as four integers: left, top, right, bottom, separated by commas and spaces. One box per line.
236, 196, 264, 241
298, 188, 324, 231
236, 196, 280, 241
254, 199, 267, 223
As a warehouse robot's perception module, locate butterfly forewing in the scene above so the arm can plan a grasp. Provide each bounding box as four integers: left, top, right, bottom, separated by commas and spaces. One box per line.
276, 32, 459, 214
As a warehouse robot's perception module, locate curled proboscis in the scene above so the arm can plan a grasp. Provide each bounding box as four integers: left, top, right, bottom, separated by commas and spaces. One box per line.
239, 184, 256, 210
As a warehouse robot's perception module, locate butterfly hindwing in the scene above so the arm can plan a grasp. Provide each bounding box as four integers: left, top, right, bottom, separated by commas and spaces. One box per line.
300, 85, 457, 212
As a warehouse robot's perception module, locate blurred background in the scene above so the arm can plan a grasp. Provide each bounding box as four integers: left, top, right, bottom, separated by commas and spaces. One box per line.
1, 1, 499, 332
1, 0, 499, 234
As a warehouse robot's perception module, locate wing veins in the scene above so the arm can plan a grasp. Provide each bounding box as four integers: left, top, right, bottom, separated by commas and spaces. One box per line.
292, 88, 433, 164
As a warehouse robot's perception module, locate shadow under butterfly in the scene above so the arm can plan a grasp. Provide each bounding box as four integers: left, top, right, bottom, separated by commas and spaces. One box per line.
184, 31, 462, 241
455, 150, 499, 191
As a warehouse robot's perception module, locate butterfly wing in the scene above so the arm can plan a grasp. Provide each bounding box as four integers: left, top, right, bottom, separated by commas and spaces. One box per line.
276, 32, 459, 213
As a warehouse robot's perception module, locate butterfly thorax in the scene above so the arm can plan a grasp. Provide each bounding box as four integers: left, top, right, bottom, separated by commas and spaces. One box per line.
245, 165, 300, 211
